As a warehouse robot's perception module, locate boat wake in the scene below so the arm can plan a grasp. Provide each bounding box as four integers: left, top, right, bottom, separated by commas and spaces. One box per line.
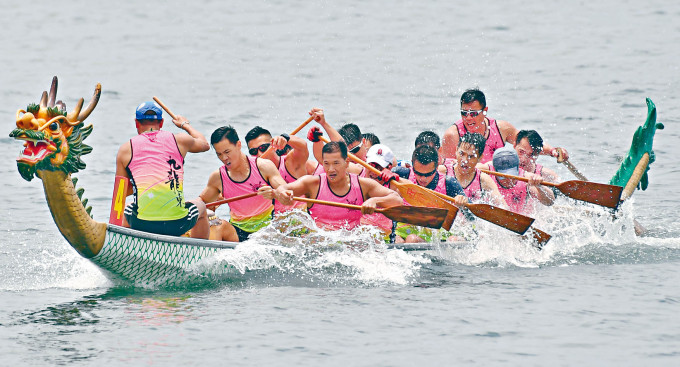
3, 202, 678, 291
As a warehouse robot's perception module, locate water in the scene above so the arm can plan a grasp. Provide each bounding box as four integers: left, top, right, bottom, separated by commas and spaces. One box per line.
1, 0, 680, 365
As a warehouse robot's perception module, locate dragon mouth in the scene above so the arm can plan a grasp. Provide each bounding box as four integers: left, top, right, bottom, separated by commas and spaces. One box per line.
16, 137, 57, 164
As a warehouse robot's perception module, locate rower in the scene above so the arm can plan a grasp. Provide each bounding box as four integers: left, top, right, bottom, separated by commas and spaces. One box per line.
441, 88, 569, 164
453, 133, 505, 206
389, 145, 468, 243
363, 132, 398, 167
245, 126, 309, 213
199, 126, 289, 242
274, 141, 402, 231
306, 107, 365, 176
414, 130, 452, 176
116, 101, 210, 238
361, 144, 398, 241
362, 132, 381, 150
489, 147, 555, 215
514, 130, 559, 182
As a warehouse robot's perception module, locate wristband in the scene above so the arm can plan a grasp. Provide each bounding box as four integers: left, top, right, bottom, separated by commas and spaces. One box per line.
180, 121, 190, 128
280, 133, 290, 142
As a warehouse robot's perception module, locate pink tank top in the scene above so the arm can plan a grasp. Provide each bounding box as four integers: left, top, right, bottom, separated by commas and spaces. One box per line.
360, 181, 393, 234
443, 158, 455, 176
309, 173, 364, 230
274, 155, 306, 213
408, 169, 447, 194
312, 162, 324, 176
462, 169, 483, 201
127, 130, 187, 221
490, 166, 529, 214
455, 118, 504, 163
359, 167, 368, 178
220, 156, 274, 232
534, 163, 543, 176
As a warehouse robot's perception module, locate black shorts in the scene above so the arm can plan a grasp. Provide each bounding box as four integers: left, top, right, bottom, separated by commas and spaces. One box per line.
232, 225, 253, 242
125, 202, 199, 237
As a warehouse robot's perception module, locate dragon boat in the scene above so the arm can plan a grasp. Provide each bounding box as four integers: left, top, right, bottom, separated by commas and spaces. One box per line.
9, 77, 663, 287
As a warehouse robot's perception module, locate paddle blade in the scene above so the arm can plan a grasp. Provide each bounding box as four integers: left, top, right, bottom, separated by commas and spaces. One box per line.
465, 203, 534, 235
392, 180, 457, 230
526, 227, 551, 249
557, 180, 623, 209
380, 205, 448, 229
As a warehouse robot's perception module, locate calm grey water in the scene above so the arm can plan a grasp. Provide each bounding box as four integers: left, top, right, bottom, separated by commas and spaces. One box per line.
1, 0, 679, 365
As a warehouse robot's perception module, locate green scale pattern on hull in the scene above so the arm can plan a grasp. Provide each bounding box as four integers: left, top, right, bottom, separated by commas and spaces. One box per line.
92, 225, 238, 287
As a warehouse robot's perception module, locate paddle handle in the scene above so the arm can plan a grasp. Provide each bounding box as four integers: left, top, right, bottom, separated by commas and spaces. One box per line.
260, 116, 315, 160
561, 160, 588, 181
293, 196, 377, 212
152, 96, 177, 120
480, 169, 558, 188
206, 192, 258, 209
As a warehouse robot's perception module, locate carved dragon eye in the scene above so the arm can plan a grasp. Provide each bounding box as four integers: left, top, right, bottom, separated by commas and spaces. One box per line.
49, 122, 59, 131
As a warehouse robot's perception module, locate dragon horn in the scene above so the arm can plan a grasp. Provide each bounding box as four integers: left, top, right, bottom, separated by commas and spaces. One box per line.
48, 76, 58, 108
39, 91, 48, 108
77, 83, 101, 122
56, 100, 66, 111
67, 98, 84, 122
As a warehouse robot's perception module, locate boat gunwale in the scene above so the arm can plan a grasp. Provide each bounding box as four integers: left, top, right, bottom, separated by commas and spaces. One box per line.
105, 224, 472, 252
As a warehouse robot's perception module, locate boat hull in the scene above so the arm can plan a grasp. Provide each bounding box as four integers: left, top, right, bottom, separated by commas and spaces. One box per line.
91, 225, 470, 286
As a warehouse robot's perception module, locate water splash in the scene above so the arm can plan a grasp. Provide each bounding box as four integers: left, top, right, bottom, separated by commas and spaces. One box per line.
430, 197, 680, 268
189, 211, 429, 286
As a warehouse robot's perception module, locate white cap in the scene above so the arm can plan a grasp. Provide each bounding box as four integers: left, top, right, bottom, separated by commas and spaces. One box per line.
366, 144, 395, 169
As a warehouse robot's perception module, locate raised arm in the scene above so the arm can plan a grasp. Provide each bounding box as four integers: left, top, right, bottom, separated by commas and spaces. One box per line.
272, 134, 309, 176
172, 115, 210, 155
441, 125, 461, 161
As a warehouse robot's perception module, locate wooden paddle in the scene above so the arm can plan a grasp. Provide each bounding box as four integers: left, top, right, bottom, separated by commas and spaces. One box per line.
323, 136, 536, 234
556, 160, 645, 235
259, 116, 315, 160
292, 197, 448, 229
153, 96, 178, 119
205, 192, 259, 209
480, 169, 623, 209
561, 160, 588, 181
317, 136, 458, 230
523, 227, 552, 248
431, 192, 535, 235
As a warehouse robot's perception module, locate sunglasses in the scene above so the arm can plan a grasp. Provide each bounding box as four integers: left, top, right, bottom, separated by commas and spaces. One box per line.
413, 166, 437, 177
460, 109, 484, 118
248, 143, 270, 156
348, 141, 363, 154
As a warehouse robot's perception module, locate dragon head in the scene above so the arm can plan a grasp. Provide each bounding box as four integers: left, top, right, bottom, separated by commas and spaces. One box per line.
9, 76, 101, 181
